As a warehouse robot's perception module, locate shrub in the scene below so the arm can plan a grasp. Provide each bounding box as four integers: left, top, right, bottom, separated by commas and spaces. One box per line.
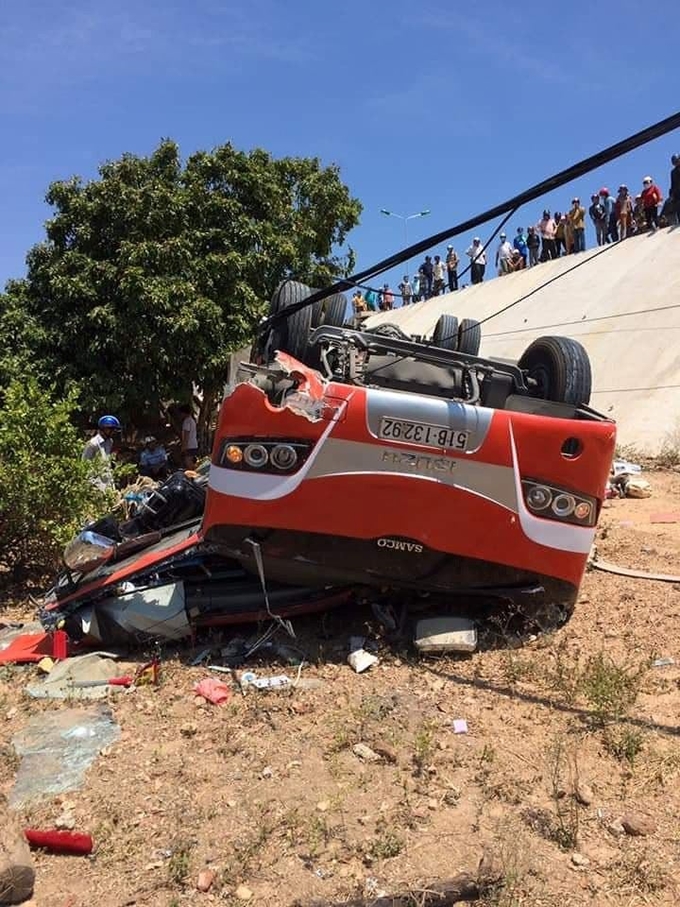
0, 376, 105, 576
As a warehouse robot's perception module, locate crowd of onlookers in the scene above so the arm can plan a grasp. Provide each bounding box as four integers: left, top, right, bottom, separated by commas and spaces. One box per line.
352, 154, 680, 313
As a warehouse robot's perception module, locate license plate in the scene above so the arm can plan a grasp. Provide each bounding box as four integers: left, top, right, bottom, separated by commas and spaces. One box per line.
379, 417, 468, 450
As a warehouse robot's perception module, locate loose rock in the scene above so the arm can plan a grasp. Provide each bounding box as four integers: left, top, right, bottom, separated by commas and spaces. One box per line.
235, 884, 253, 901
574, 783, 594, 806
621, 813, 656, 837
571, 852, 590, 868
353, 743, 381, 763
0, 811, 36, 905
197, 868, 215, 892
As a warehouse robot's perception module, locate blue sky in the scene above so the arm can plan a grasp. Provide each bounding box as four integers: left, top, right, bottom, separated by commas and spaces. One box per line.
1, 0, 679, 294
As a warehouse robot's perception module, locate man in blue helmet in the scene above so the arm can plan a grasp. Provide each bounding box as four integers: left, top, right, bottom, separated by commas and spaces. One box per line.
82, 415, 120, 490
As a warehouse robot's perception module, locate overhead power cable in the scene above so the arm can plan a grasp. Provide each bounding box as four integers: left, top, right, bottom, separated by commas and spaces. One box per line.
262, 109, 680, 332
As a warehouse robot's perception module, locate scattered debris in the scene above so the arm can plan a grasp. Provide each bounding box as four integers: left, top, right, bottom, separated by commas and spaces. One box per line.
9, 706, 121, 809
452, 719, 468, 735
621, 813, 656, 837
0, 628, 54, 665
0, 810, 35, 904
347, 638, 379, 674
589, 559, 680, 583
612, 459, 642, 476
194, 677, 232, 705
24, 829, 93, 856
240, 672, 292, 691
297, 849, 501, 906
650, 512, 680, 524
652, 657, 676, 668
622, 476, 652, 498
25, 653, 131, 701
414, 617, 478, 654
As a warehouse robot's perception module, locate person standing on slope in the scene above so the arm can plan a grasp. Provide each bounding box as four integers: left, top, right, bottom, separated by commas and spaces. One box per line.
466, 237, 487, 284
641, 175, 663, 232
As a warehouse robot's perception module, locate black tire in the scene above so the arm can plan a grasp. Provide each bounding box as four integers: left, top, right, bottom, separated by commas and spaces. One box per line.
457, 318, 482, 356
368, 323, 411, 341
518, 336, 592, 405
311, 298, 324, 328
268, 279, 313, 362
432, 314, 459, 350
321, 293, 348, 327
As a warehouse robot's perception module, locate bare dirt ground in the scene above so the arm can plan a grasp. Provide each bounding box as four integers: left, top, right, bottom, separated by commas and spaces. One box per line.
2, 469, 680, 907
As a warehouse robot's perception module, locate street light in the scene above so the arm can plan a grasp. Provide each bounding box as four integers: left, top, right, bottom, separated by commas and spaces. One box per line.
380, 209, 431, 280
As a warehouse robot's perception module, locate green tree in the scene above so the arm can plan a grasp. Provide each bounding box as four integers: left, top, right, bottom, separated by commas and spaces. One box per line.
0, 376, 105, 575
1, 139, 361, 436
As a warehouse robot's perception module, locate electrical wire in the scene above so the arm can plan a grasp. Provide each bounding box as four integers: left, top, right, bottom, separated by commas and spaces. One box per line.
484, 299, 680, 337
261, 109, 680, 332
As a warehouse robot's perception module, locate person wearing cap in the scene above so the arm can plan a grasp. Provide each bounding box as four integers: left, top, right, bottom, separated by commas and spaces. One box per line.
526, 226, 540, 267
589, 193, 607, 246
641, 176, 663, 231
139, 436, 169, 479
82, 415, 121, 491
513, 228, 528, 267
465, 237, 486, 284
568, 197, 586, 253
445, 245, 459, 292
537, 210, 557, 261
615, 185, 633, 240
495, 233, 513, 275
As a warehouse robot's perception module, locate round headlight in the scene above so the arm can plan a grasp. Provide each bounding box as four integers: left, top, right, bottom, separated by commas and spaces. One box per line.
574, 501, 592, 521
526, 485, 552, 511
552, 493, 576, 517
225, 444, 243, 464
243, 443, 269, 468
270, 444, 298, 471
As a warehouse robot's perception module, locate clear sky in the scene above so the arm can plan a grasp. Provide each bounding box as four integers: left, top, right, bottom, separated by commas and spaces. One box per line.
1, 0, 679, 295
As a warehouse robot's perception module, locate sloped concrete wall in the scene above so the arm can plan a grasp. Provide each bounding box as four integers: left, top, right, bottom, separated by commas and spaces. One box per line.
364, 229, 680, 453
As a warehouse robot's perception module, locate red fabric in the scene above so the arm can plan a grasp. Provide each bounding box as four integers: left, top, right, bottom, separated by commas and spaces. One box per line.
25, 829, 93, 856
0, 633, 53, 665
641, 184, 662, 207
194, 677, 232, 704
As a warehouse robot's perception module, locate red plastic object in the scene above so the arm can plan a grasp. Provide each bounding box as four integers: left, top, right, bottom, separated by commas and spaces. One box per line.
194, 677, 232, 704
24, 829, 93, 856
52, 629, 69, 660
0, 633, 54, 665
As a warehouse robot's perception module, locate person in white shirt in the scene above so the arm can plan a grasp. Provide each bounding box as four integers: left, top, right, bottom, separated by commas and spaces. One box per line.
82, 414, 120, 491
495, 233, 514, 275
466, 238, 487, 284
180, 405, 199, 468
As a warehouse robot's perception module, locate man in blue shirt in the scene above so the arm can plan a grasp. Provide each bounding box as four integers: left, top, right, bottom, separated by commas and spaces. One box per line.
513, 228, 528, 267
139, 436, 169, 479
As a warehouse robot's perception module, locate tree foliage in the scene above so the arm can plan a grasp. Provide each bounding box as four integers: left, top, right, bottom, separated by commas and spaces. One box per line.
0, 376, 105, 574
0, 140, 361, 427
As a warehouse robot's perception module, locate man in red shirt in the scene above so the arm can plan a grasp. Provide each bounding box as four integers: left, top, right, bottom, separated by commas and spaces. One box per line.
641, 176, 663, 231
